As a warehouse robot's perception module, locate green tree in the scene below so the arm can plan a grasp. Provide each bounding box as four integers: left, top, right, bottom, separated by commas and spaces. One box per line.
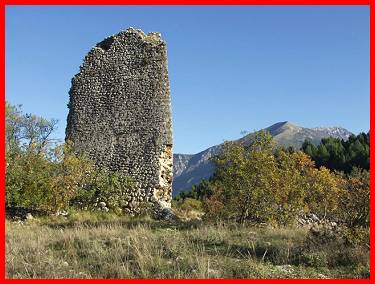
6, 103, 60, 211
206, 131, 280, 223
302, 140, 317, 158
6, 102, 58, 156
301, 132, 369, 173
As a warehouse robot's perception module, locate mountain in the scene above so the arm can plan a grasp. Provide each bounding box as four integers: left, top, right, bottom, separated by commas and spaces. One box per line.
172, 121, 352, 196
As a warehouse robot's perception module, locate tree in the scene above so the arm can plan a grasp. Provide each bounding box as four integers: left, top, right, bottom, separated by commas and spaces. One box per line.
6, 102, 58, 156
301, 132, 369, 174
273, 150, 309, 225
302, 141, 317, 158
303, 166, 343, 220
205, 131, 281, 223
6, 102, 61, 211
316, 144, 330, 165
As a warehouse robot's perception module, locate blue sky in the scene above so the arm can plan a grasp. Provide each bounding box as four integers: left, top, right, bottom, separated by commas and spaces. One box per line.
6, 5, 369, 154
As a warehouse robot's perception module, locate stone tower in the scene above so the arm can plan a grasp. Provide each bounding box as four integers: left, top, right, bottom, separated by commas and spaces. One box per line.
66, 28, 173, 215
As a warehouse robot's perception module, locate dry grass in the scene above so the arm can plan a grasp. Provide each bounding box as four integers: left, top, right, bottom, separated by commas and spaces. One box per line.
6, 212, 369, 279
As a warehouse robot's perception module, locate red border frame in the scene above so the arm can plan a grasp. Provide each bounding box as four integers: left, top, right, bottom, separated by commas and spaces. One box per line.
0, 1, 372, 4
1, 1, 372, 282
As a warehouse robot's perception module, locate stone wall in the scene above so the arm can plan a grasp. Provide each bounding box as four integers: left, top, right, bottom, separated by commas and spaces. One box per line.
66, 28, 173, 215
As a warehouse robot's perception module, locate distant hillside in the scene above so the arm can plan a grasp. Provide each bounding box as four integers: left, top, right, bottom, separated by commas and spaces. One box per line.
172, 121, 352, 196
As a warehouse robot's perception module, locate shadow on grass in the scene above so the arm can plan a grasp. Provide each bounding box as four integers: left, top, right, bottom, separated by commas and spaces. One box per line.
189, 236, 298, 266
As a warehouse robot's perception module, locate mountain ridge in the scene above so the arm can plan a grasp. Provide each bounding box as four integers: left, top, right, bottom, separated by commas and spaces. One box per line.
172, 121, 352, 196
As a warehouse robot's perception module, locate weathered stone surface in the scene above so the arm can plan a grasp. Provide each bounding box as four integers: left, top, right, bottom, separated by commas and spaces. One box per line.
66, 27, 173, 215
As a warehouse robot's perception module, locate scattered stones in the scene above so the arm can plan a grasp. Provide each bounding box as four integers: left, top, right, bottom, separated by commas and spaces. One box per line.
56, 210, 69, 217
310, 213, 319, 222
98, 202, 106, 208
318, 273, 328, 279
25, 213, 33, 220
297, 213, 341, 228
275, 265, 293, 273
14, 220, 24, 226
207, 268, 220, 277
66, 27, 173, 217
298, 213, 321, 226
62, 261, 69, 267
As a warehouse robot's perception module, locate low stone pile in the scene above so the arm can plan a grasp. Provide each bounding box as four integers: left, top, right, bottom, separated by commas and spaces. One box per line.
298, 213, 338, 228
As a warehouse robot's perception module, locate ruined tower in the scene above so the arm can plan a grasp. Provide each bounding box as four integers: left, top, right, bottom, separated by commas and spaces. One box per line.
66, 28, 173, 215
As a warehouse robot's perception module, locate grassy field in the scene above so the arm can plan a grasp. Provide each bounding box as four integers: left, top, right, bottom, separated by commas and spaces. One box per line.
6, 212, 369, 279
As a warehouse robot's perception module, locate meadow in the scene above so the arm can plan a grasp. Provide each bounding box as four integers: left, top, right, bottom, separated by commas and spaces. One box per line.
6, 211, 369, 279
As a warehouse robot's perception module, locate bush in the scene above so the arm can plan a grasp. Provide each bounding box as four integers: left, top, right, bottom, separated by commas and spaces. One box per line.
6, 150, 57, 212
176, 198, 202, 212
298, 224, 369, 268
300, 252, 328, 268
72, 169, 135, 212
6, 142, 137, 214
337, 168, 370, 228
6, 142, 98, 213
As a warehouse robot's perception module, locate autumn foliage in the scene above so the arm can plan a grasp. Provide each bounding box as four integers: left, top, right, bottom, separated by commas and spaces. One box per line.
203, 131, 369, 227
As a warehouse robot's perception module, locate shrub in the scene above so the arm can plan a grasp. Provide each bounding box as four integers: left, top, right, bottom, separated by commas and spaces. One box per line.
299, 224, 369, 268
6, 142, 97, 213
72, 169, 135, 213
337, 168, 370, 228
6, 150, 57, 212
300, 252, 328, 268
176, 198, 202, 212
